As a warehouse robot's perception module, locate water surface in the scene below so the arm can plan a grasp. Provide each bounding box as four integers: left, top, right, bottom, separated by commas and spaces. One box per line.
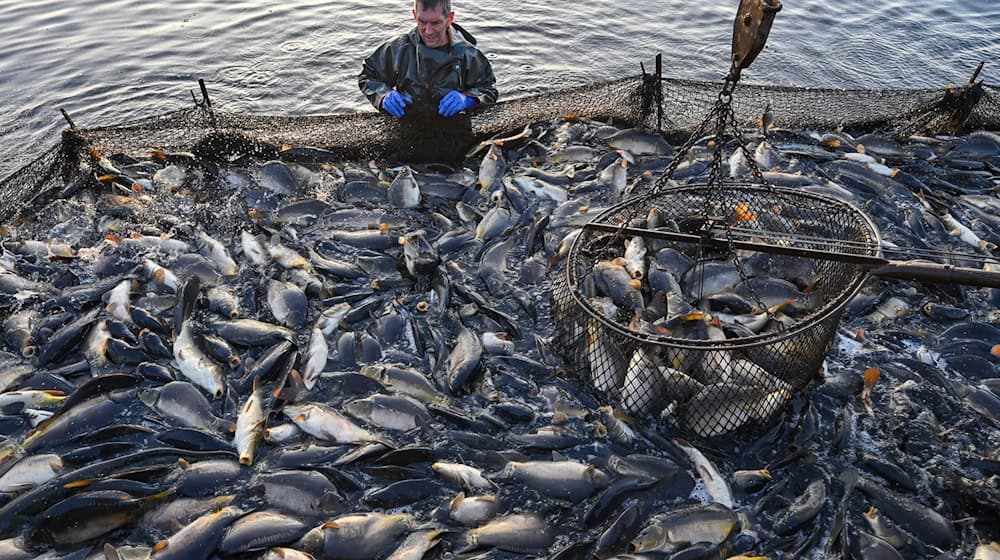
1, 0, 997, 178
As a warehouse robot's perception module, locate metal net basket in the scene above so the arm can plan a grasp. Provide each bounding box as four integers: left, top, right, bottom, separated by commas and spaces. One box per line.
552, 184, 881, 438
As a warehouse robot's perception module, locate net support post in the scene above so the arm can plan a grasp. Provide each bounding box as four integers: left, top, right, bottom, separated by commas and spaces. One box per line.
655, 54, 664, 133
59, 108, 77, 130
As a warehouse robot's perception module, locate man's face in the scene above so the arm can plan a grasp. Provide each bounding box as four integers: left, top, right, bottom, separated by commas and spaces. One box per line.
413, 3, 454, 48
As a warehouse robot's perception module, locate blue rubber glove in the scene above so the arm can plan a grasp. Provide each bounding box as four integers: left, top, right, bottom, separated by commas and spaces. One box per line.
438, 90, 477, 117
381, 91, 412, 118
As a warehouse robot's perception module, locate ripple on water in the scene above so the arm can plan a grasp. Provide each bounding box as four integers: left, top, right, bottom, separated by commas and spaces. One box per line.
0, 0, 998, 176
280, 40, 314, 54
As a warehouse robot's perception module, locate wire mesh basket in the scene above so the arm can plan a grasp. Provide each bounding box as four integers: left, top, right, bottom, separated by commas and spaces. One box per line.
552, 183, 881, 438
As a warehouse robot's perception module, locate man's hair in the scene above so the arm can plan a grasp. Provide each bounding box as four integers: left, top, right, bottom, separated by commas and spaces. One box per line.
414, 0, 452, 15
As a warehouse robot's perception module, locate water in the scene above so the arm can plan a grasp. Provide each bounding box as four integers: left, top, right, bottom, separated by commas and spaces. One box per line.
0, 0, 997, 178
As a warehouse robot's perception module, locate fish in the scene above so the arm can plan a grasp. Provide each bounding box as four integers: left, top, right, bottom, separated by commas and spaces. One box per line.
284, 403, 385, 445
241, 231, 269, 268
139, 381, 232, 433
732, 469, 771, 493
863, 506, 910, 549
773, 478, 827, 534
387, 166, 421, 208
465, 513, 554, 555
173, 323, 227, 399
40, 488, 173, 545
855, 531, 904, 560
447, 324, 483, 393
257, 161, 300, 195
301, 327, 328, 390
267, 280, 308, 329
508, 176, 568, 202
623, 236, 647, 280
449, 492, 499, 526
478, 144, 507, 192
206, 286, 240, 319
4, 105, 1000, 560
219, 511, 309, 555
976, 542, 1000, 560
502, 459, 610, 501
209, 319, 295, 346
235, 377, 266, 465
598, 154, 628, 198
587, 297, 628, 395
607, 129, 673, 156
385, 529, 442, 560
296, 513, 414, 560
940, 212, 997, 251
594, 258, 644, 311
759, 99, 775, 137
151, 506, 246, 560
343, 393, 429, 431
478, 235, 517, 296
195, 230, 239, 277
594, 501, 641, 557
855, 475, 959, 547
621, 347, 667, 415
632, 503, 738, 553
674, 438, 733, 507
399, 230, 440, 278
359, 364, 447, 404
254, 469, 346, 516
431, 462, 497, 492
475, 193, 515, 242
0, 452, 63, 492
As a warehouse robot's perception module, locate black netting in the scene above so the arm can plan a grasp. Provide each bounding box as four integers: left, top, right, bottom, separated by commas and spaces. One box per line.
552, 185, 881, 437
2, 75, 998, 226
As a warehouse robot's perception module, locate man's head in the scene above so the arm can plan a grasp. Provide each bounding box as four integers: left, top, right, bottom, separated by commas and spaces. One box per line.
413, 0, 454, 48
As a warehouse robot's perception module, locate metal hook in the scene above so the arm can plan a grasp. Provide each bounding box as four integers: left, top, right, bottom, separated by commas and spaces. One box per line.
729, 0, 783, 83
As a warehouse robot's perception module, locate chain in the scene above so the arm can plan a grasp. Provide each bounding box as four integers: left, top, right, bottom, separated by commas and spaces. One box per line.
617, 75, 789, 323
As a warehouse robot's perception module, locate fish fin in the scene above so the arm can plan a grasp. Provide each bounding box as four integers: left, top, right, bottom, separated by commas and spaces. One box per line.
103, 543, 123, 560
177, 457, 191, 469
551, 451, 567, 462
145, 489, 174, 502
449, 492, 465, 510
863, 368, 880, 389
152, 540, 169, 553
64, 479, 94, 489
321, 521, 340, 529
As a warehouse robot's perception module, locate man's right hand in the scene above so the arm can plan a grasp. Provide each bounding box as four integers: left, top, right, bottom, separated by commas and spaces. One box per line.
381, 91, 412, 118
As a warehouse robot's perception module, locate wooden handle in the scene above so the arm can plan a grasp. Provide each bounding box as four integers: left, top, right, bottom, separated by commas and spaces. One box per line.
868, 260, 1000, 289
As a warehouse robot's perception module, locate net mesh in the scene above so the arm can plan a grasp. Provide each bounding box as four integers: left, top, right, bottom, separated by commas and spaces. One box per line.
2, 75, 998, 226
0, 73, 997, 438
551, 185, 881, 437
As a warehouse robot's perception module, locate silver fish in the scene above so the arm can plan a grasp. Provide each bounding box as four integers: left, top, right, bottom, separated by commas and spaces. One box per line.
235, 378, 266, 465
388, 166, 421, 209
174, 323, 227, 399
284, 403, 384, 445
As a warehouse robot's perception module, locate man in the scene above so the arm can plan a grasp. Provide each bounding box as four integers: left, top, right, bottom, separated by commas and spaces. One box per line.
358, 0, 498, 120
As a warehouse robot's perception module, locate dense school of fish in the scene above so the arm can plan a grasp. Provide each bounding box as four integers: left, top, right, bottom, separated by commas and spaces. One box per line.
0, 112, 998, 560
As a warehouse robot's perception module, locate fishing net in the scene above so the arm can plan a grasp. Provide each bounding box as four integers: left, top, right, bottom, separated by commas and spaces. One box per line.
551, 185, 881, 437
0, 71, 997, 438
2, 74, 998, 226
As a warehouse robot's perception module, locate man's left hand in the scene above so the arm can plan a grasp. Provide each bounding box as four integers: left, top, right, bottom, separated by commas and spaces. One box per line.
438, 91, 477, 117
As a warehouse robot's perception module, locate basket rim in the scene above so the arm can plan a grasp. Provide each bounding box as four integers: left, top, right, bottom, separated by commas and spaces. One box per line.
561, 183, 882, 350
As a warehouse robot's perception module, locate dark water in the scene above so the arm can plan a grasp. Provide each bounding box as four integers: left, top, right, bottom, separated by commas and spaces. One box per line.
0, 0, 997, 178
